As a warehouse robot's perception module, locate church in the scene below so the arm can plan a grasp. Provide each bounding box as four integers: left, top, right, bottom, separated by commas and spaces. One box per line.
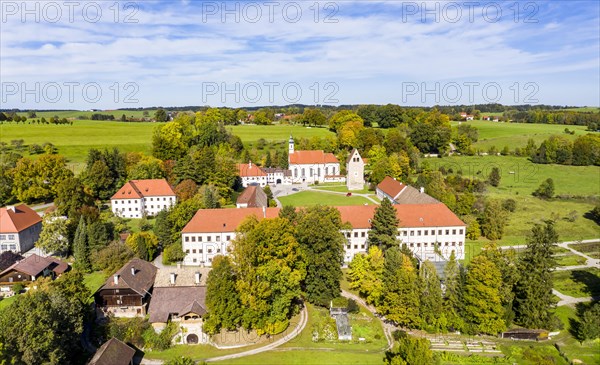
288, 136, 345, 184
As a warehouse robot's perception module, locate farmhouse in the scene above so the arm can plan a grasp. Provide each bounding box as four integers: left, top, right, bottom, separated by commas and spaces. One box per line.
88, 337, 136, 365
110, 179, 176, 219
148, 266, 210, 345
94, 258, 157, 318
0, 204, 42, 254
181, 204, 465, 266
236, 185, 268, 208
288, 136, 344, 184
376, 176, 439, 205
0, 254, 68, 296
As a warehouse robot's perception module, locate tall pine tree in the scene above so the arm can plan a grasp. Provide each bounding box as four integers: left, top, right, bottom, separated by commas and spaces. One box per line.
442, 251, 464, 332
368, 198, 399, 251
463, 255, 505, 335
419, 261, 444, 332
380, 248, 421, 328
73, 217, 90, 272
513, 221, 558, 329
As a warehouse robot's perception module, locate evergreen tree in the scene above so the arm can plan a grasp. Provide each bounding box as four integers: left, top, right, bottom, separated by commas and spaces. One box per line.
513, 221, 558, 329
380, 248, 421, 328
463, 255, 505, 335
73, 217, 90, 272
265, 150, 272, 167
368, 198, 399, 251
154, 210, 172, 247
575, 302, 600, 342
419, 261, 444, 332
488, 167, 501, 187
295, 206, 345, 306
442, 251, 464, 332
480, 243, 519, 326
278, 205, 298, 223
204, 256, 243, 334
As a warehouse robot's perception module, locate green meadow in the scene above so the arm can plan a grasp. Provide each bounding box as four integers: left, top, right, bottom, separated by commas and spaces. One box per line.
450, 120, 593, 150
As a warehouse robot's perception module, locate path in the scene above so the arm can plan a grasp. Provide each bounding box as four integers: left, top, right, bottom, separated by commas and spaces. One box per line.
308, 187, 380, 205
501, 239, 599, 272
553, 289, 600, 306
204, 305, 308, 363
340, 289, 394, 351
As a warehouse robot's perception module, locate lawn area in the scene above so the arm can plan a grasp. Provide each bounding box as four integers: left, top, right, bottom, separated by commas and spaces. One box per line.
450, 120, 593, 150
228, 124, 333, 144
433, 155, 600, 246
313, 184, 374, 195
213, 349, 384, 365
0, 295, 17, 311
554, 254, 588, 267
280, 303, 386, 351
18, 110, 158, 120
553, 305, 600, 365
84, 271, 108, 296
553, 268, 600, 298
278, 191, 374, 207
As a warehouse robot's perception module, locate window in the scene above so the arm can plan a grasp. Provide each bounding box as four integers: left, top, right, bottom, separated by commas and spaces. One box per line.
185, 237, 189, 242
417, 230, 421, 236
193, 258, 197, 263
226, 235, 231, 241
346, 244, 350, 249
216, 236, 220, 242
438, 230, 442, 235
431, 230, 435, 235
417, 243, 421, 247
354, 245, 358, 249
445, 242, 449, 246
410, 231, 414, 236
346, 232, 351, 238
208, 249, 212, 253
410, 243, 414, 247
402, 231, 407, 236
424, 230, 428, 236
129, 208, 131, 211
361, 232, 366, 237
309, 168, 313, 177
452, 229, 456, 235
151, 205, 154, 209
199, 249, 203, 253
0, 235, 5, 240
445, 230, 450, 235
199, 236, 203, 242
424, 242, 428, 247
150, 198, 153, 201
191, 236, 196, 242
354, 232, 358, 238
459, 229, 464, 235
459, 242, 463, 246
0, 245, 6, 250
163, 197, 166, 201
192, 249, 197, 254
185, 249, 190, 253
135, 207, 138, 211
207, 236, 212, 241
360, 244, 365, 249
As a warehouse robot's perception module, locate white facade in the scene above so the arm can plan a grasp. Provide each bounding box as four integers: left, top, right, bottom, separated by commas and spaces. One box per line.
111, 196, 176, 219
240, 175, 268, 188
289, 162, 343, 184
346, 149, 365, 191
182, 225, 464, 267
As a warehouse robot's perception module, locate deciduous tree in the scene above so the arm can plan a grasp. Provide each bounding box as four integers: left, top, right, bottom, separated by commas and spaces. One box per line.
204, 255, 243, 334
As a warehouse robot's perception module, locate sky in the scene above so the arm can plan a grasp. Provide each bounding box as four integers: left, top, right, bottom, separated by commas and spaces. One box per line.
1, 0, 599, 109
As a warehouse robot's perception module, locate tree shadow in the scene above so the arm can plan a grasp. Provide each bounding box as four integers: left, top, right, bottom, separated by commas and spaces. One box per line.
570, 270, 600, 297
582, 210, 600, 225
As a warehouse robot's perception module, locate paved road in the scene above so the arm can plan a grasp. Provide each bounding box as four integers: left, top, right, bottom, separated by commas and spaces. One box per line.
553, 289, 600, 306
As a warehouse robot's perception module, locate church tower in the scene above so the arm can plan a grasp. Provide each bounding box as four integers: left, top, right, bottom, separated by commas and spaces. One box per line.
288, 135, 294, 155
346, 149, 365, 190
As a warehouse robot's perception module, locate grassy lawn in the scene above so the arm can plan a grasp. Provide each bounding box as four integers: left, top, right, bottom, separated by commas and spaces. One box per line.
553, 268, 600, 298
280, 303, 387, 351
553, 305, 600, 365
0, 295, 17, 311
213, 349, 384, 365
450, 120, 593, 150
84, 271, 108, 296
554, 254, 588, 267
278, 191, 374, 207
228, 124, 333, 144
313, 185, 374, 195
433, 155, 600, 246
125, 217, 156, 233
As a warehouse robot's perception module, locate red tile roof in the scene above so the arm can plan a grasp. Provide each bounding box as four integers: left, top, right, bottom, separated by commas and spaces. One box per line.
237, 163, 267, 177
289, 150, 339, 165
376, 177, 407, 200
0, 204, 41, 233
111, 179, 175, 200
182, 207, 280, 233
183, 204, 464, 233
236, 186, 268, 208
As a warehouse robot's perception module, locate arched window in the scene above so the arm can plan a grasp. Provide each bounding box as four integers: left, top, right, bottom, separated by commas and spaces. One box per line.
294, 168, 298, 178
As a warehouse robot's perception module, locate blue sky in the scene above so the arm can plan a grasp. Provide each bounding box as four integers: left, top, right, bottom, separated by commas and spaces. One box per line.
1, 0, 598, 109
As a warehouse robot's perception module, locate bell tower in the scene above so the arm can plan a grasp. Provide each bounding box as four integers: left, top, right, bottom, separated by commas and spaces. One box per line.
288, 135, 294, 155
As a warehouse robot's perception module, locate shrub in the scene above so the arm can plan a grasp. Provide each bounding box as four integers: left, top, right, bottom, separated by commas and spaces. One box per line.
163, 243, 185, 265
533, 178, 555, 199
107, 317, 150, 348
347, 299, 360, 314
502, 199, 517, 212
143, 321, 178, 351
11, 283, 24, 294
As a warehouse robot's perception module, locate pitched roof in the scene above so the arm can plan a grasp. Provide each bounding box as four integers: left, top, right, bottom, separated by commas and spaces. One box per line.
0, 204, 41, 233
97, 258, 157, 296
111, 179, 175, 200
0, 254, 68, 278
336, 204, 465, 229
0, 251, 23, 272
289, 150, 339, 165
182, 207, 280, 233
262, 167, 292, 176
393, 185, 439, 205
346, 148, 363, 164
154, 266, 210, 287
148, 286, 207, 323
376, 177, 407, 200
237, 163, 267, 177
236, 186, 268, 208
183, 204, 464, 234
88, 337, 135, 365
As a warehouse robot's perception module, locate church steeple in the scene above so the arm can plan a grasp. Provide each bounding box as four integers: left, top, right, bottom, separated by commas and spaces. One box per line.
288, 135, 294, 155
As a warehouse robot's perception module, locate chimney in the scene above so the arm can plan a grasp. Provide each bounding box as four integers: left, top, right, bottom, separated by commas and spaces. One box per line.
420, 187, 424, 194
249, 160, 252, 168
262, 206, 266, 218
6, 206, 15, 212
113, 275, 119, 285
195, 272, 201, 285
130, 267, 136, 276
170, 272, 176, 285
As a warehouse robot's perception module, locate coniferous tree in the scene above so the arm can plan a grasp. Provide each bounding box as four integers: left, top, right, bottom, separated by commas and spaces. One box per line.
368, 198, 399, 251
380, 248, 421, 328
443, 251, 464, 332
73, 217, 90, 272
419, 261, 444, 332
575, 302, 600, 342
463, 255, 505, 335
265, 150, 272, 167
513, 221, 558, 329
295, 206, 345, 306
204, 256, 243, 334
488, 167, 501, 187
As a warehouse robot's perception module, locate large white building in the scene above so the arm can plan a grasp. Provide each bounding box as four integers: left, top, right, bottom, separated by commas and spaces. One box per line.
0, 204, 42, 254
111, 179, 176, 218
181, 204, 465, 267
288, 136, 344, 184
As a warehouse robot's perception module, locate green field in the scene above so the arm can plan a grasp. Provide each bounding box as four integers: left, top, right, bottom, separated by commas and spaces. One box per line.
213, 349, 384, 365
553, 268, 600, 298
432, 155, 600, 246
278, 191, 374, 207
450, 120, 593, 150
18, 110, 157, 120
